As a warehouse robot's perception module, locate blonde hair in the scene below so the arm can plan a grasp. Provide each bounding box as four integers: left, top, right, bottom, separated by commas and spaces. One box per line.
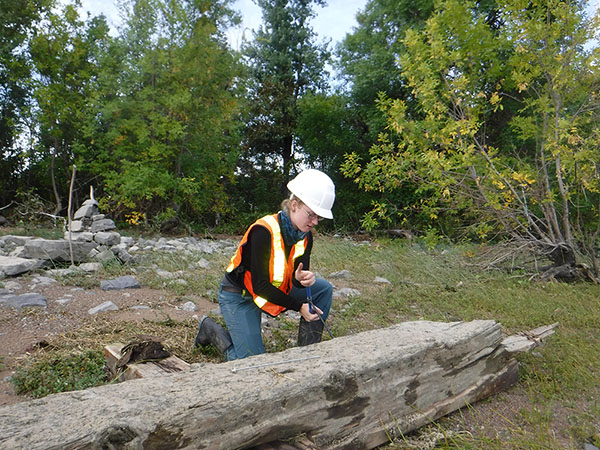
281, 195, 304, 214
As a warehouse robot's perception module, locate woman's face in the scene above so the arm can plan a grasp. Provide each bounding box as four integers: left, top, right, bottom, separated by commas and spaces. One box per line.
290, 200, 320, 232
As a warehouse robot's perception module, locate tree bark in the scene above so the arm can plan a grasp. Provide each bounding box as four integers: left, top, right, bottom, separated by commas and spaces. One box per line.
0, 320, 556, 450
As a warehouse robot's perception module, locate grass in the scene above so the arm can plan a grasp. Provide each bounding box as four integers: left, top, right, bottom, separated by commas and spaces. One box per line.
3, 230, 600, 448
12, 350, 107, 398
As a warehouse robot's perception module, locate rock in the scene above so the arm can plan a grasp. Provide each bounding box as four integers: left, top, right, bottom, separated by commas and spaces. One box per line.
156, 269, 176, 279
120, 236, 135, 247
0, 235, 36, 248
22, 239, 96, 263
330, 269, 353, 279
0, 215, 7, 226
88, 301, 119, 315
78, 262, 103, 272
73, 204, 97, 220
0, 255, 45, 277
112, 246, 134, 264
56, 297, 73, 305
69, 220, 85, 232
3, 281, 22, 291
91, 218, 116, 233
30, 276, 57, 286
374, 277, 391, 284
101, 276, 141, 291
93, 249, 117, 263
64, 231, 94, 242
181, 301, 196, 311
194, 258, 210, 269
333, 287, 361, 298
94, 231, 121, 246
45, 267, 79, 277
0, 293, 47, 309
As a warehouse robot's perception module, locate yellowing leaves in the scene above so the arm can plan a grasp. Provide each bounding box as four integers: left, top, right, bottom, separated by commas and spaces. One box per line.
511, 171, 536, 187
489, 92, 503, 111
489, 92, 501, 105
492, 178, 506, 190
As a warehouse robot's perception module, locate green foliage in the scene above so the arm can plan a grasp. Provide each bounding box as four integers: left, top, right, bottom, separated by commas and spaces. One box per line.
241, 0, 330, 196
76, 0, 244, 225
296, 92, 374, 229
12, 350, 107, 398
336, 0, 434, 140
0, 0, 54, 206
27, 3, 111, 214
344, 0, 600, 270
9, 188, 63, 229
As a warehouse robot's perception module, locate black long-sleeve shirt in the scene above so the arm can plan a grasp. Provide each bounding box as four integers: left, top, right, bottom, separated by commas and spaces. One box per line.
224, 214, 313, 312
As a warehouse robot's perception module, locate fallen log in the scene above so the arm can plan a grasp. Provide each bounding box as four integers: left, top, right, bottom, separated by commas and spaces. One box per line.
0, 320, 556, 450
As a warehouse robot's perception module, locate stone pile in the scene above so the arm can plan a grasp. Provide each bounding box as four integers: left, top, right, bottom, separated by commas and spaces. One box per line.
0, 232, 236, 279
0, 187, 239, 279
64, 190, 125, 263
66, 191, 117, 237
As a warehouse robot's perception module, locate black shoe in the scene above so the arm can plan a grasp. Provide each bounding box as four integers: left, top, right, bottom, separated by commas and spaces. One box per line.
298, 318, 324, 346
195, 316, 233, 355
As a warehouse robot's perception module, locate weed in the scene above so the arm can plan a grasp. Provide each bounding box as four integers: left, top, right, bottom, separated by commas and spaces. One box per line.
12, 350, 107, 398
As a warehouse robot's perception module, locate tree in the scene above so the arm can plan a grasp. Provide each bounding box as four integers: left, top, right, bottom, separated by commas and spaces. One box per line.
0, 0, 53, 206
28, 3, 111, 215
342, 0, 600, 279
82, 0, 244, 226
295, 92, 371, 228
336, 0, 434, 142
242, 0, 330, 202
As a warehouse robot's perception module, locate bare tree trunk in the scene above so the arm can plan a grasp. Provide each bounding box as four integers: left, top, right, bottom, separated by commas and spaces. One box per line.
50, 138, 62, 216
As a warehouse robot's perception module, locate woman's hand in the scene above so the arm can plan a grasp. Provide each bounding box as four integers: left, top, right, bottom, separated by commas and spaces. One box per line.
295, 262, 315, 287
300, 302, 322, 322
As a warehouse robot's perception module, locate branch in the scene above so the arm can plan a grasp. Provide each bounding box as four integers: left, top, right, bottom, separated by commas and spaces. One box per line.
0, 201, 14, 211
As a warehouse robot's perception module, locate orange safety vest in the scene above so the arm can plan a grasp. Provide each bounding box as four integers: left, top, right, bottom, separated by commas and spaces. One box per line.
226, 214, 307, 317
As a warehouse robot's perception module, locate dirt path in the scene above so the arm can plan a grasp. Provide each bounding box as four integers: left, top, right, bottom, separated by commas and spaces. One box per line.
0, 278, 216, 406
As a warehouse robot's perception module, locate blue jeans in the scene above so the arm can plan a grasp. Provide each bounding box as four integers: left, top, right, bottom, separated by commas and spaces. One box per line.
218, 277, 333, 361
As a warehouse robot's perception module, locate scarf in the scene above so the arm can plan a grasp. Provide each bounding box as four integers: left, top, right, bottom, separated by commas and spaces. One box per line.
279, 210, 307, 246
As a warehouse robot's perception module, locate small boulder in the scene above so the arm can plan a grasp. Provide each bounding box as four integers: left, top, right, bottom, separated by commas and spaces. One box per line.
333, 287, 361, 298
330, 269, 353, 279
101, 276, 141, 291
0, 255, 45, 277
0, 293, 47, 309
88, 300, 119, 315
91, 218, 116, 233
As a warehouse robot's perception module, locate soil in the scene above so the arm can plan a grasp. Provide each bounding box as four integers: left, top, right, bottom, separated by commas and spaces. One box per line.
0, 277, 216, 407
0, 273, 593, 448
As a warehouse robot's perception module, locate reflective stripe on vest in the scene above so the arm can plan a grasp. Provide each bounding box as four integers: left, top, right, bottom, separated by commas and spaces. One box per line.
225, 214, 307, 316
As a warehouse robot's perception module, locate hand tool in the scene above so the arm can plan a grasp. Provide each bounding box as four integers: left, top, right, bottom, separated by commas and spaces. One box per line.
306, 286, 335, 339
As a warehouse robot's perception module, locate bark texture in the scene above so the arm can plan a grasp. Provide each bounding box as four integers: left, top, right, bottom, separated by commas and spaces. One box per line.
0, 320, 554, 450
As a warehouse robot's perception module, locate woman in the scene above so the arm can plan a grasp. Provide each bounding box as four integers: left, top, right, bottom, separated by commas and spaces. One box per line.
195, 169, 335, 360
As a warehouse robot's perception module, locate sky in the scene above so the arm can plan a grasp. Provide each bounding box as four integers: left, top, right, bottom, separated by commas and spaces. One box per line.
79, 0, 369, 50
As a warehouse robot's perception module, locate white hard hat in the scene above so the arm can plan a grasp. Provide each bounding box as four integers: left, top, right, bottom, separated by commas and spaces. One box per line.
287, 169, 335, 219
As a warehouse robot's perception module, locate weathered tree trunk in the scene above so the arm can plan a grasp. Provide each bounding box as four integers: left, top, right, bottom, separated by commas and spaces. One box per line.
0, 320, 555, 450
